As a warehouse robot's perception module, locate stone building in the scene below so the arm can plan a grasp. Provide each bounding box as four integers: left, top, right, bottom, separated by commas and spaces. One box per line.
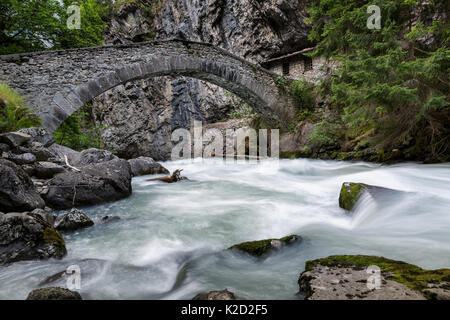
261, 47, 333, 82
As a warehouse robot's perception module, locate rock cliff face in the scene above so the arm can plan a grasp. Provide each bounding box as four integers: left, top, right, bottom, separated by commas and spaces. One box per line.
92, 0, 311, 160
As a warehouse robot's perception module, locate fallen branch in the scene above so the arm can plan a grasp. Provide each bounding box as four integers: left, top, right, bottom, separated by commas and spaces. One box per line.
64, 155, 81, 172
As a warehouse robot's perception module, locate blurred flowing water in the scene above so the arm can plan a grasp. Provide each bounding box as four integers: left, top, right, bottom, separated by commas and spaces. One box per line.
1, 158, 449, 300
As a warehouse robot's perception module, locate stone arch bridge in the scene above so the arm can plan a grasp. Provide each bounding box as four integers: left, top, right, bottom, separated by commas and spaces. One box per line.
0, 40, 296, 132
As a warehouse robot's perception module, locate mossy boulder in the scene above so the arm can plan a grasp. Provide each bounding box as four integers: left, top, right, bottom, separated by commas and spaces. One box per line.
0, 212, 66, 265
300, 255, 450, 300
339, 182, 374, 211
26, 287, 82, 300
229, 235, 301, 257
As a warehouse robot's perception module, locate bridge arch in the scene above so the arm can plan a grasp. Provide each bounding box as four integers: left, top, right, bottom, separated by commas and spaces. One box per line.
0, 40, 296, 132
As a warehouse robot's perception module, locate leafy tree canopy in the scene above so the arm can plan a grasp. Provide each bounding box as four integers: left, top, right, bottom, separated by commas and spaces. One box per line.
0, 0, 109, 55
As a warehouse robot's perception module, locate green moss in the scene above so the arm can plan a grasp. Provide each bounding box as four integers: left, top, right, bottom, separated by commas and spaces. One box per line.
305, 255, 450, 298
339, 183, 364, 211
42, 227, 66, 251
229, 235, 299, 257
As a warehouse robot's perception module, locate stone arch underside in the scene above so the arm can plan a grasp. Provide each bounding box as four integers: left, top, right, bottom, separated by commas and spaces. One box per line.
0, 40, 296, 133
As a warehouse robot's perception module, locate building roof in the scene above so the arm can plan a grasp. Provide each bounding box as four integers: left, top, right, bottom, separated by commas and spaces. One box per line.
261, 47, 316, 67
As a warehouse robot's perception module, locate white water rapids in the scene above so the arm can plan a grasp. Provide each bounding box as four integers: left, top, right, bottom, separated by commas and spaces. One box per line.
1, 158, 449, 300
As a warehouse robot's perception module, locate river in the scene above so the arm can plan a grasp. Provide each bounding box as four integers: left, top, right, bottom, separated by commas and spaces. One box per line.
1, 158, 449, 300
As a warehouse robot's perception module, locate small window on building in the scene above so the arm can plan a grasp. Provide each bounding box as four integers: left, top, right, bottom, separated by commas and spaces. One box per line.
304, 57, 313, 72
282, 62, 290, 76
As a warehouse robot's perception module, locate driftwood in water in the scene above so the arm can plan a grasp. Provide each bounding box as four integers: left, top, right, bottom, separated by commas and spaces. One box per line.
147, 169, 187, 183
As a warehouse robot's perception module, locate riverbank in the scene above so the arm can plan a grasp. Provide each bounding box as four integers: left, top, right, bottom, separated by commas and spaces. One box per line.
1, 154, 449, 299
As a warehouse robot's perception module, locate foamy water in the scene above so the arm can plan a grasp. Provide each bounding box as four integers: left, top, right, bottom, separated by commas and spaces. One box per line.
1, 159, 449, 299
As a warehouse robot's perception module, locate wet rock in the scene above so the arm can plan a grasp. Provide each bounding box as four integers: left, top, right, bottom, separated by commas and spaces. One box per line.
28, 208, 55, 227
5, 152, 36, 165
298, 255, 450, 300
33, 161, 66, 179
0, 212, 66, 265
128, 157, 169, 177
339, 182, 395, 211
43, 159, 132, 210
0, 132, 31, 148
101, 215, 121, 224
40, 258, 108, 287
26, 287, 81, 300
18, 127, 55, 147
193, 289, 238, 300
71, 148, 118, 167
55, 208, 94, 232
0, 159, 45, 213
229, 235, 300, 257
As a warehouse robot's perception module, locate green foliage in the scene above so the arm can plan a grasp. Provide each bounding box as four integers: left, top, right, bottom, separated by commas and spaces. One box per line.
0, 82, 41, 133
53, 104, 107, 151
228, 101, 256, 119
308, 119, 340, 147
306, 0, 449, 156
291, 80, 316, 109
0, 0, 108, 54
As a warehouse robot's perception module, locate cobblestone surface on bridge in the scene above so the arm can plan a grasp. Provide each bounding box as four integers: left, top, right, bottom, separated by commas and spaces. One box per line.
0, 40, 295, 132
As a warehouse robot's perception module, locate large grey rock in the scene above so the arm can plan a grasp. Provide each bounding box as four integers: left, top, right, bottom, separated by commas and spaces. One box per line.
27, 142, 54, 161
47, 144, 80, 163
0, 132, 31, 148
26, 287, 81, 300
43, 159, 132, 209
55, 208, 94, 232
4, 152, 36, 165
0, 212, 66, 265
0, 159, 45, 213
298, 255, 450, 300
18, 127, 55, 147
71, 148, 118, 167
128, 157, 169, 176
33, 161, 66, 179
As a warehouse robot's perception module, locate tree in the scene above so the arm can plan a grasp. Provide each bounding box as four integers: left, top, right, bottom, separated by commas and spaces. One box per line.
0, 0, 109, 55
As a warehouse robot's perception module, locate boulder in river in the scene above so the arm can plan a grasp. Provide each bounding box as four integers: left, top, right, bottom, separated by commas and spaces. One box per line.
298, 255, 450, 300
0, 159, 45, 213
229, 235, 301, 257
43, 159, 132, 210
193, 289, 238, 300
128, 156, 169, 177
0, 212, 66, 265
338, 182, 398, 211
26, 287, 82, 300
55, 208, 94, 232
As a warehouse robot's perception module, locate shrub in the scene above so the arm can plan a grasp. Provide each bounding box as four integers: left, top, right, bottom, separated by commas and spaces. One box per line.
0, 82, 41, 133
